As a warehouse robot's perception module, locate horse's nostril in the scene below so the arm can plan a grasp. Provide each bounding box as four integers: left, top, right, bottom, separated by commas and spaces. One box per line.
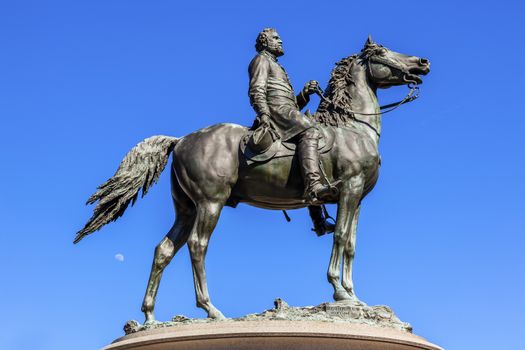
420, 58, 429, 65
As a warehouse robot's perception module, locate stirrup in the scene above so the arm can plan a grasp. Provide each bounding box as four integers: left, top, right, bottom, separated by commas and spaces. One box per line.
306, 181, 341, 204
312, 219, 335, 237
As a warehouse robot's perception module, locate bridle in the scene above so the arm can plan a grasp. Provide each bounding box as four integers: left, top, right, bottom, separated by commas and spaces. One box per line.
314, 53, 421, 130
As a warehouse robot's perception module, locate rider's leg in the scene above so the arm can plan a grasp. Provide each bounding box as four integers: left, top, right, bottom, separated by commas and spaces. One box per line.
297, 128, 334, 203
308, 205, 335, 236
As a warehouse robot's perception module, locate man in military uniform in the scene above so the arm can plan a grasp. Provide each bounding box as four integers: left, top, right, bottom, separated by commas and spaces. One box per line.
249, 28, 335, 235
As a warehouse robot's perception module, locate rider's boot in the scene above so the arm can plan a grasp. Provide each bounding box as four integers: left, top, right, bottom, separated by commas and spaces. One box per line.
297, 128, 338, 204
308, 205, 335, 237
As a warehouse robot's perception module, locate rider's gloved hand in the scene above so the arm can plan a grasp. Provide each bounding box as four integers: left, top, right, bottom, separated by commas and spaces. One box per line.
257, 114, 271, 128
302, 80, 320, 96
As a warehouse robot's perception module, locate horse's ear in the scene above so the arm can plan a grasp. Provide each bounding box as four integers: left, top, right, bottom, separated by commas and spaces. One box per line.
365, 35, 374, 46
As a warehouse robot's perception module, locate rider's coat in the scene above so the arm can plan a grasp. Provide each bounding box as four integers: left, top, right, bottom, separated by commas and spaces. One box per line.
248, 50, 313, 141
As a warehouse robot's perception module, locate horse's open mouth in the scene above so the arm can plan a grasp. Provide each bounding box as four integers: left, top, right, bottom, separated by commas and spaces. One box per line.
404, 73, 423, 84
409, 64, 430, 76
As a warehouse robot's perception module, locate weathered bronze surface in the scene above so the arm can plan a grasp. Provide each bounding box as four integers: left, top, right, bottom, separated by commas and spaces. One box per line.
76, 32, 430, 324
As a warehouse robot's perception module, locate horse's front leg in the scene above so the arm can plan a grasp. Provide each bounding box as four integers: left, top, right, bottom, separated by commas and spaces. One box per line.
342, 205, 361, 302
327, 176, 364, 301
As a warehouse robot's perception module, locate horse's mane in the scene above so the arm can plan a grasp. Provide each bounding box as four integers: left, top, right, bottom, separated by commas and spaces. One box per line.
314, 44, 377, 126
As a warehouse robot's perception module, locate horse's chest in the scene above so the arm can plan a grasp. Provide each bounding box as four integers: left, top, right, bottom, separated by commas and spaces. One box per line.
335, 136, 379, 176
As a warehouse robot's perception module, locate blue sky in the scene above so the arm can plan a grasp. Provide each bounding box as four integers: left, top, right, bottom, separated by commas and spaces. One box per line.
1, 1, 524, 349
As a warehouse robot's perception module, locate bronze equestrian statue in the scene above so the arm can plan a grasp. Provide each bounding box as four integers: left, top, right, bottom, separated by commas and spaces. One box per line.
75, 33, 430, 324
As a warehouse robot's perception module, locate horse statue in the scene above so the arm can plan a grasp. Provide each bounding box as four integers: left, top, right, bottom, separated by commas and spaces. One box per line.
75, 36, 430, 323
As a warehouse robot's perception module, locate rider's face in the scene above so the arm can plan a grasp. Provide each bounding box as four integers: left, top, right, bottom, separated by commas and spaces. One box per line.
266, 32, 284, 57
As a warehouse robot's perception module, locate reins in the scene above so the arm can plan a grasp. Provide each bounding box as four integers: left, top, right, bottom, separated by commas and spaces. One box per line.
314, 81, 419, 138
314, 82, 419, 117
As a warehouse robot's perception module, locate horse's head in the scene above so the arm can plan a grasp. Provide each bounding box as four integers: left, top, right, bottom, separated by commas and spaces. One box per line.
315, 36, 431, 129
362, 35, 430, 88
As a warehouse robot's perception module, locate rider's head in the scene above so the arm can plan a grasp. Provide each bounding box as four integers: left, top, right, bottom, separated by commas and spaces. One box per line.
255, 28, 284, 57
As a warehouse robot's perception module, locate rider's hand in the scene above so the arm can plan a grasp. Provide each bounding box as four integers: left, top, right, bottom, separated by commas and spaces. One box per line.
258, 114, 271, 127
302, 80, 320, 96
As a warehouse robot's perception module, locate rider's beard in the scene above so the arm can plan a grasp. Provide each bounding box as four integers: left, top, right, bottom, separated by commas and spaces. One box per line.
267, 43, 284, 57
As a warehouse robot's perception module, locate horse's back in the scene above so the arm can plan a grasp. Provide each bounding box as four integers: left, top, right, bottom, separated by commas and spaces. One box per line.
171, 122, 379, 209
172, 123, 247, 203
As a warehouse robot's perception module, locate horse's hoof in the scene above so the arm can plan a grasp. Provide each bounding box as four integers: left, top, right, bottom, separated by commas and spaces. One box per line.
143, 319, 161, 326
347, 294, 365, 305
208, 309, 226, 320
333, 290, 352, 301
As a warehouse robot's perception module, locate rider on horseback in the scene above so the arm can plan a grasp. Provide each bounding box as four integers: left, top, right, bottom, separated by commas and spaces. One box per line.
249, 28, 335, 235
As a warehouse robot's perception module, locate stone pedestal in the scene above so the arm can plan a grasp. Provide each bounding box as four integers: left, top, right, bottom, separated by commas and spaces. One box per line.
103, 320, 442, 350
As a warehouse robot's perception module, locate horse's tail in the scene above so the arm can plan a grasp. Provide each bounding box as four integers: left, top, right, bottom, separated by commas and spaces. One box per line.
74, 135, 180, 244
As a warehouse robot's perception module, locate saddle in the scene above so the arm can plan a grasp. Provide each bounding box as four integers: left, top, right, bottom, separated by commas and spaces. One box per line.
240, 126, 336, 165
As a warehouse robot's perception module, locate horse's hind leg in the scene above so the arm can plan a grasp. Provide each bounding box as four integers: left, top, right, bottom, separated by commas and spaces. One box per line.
187, 201, 225, 319
141, 177, 196, 324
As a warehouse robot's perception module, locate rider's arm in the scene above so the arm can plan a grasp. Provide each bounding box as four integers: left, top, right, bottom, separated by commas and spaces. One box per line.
296, 89, 310, 110
248, 55, 271, 118
297, 80, 319, 110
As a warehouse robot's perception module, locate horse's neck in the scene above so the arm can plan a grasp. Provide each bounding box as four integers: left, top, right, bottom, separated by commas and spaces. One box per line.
347, 62, 381, 145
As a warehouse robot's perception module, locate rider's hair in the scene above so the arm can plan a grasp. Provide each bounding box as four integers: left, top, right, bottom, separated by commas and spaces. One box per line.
255, 28, 277, 53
